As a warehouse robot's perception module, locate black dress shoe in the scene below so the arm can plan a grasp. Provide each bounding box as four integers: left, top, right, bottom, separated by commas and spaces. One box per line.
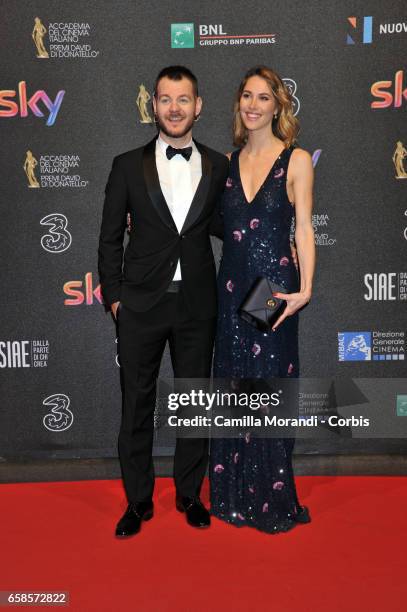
293, 505, 311, 524
176, 496, 210, 528
115, 501, 154, 537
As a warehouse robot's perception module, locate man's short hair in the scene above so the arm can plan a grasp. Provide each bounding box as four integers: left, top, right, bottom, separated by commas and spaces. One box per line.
153, 65, 199, 98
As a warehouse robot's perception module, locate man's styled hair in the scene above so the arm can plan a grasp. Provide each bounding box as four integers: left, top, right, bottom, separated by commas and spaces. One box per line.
153, 65, 199, 98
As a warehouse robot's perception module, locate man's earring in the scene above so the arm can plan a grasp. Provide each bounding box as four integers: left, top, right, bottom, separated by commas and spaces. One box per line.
194, 114, 201, 122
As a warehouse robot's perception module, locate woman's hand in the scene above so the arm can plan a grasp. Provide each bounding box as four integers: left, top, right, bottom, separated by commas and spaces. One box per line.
271, 291, 311, 331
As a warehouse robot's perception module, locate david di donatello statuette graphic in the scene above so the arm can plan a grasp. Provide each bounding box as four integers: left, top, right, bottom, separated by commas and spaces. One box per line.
32, 17, 49, 58
136, 84, 153, 123
23, 150, 40, 188
393, 140, 407, 179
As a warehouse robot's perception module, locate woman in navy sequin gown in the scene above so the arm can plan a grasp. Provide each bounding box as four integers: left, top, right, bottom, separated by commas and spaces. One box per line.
210, 66, 315, 534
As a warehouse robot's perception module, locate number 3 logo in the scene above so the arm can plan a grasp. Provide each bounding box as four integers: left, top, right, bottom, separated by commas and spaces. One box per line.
40, 213, 72, 253
43, 393, 73, 432
283, 78, 300, 117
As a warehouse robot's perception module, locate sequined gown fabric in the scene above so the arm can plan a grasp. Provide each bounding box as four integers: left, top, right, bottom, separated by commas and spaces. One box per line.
210, 146, 303, 534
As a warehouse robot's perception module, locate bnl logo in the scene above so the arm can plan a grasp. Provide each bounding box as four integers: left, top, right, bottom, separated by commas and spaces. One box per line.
346, 16, 373, 44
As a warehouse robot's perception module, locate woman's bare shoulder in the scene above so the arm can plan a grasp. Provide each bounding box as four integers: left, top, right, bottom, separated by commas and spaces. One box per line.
291, 147, 312, 165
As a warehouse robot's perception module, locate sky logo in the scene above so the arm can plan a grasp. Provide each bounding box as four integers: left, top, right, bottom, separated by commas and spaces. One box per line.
371, 70, 407, 109
312, 149, 322, 167
346, 16, 373, 44
0, 81, 65, 126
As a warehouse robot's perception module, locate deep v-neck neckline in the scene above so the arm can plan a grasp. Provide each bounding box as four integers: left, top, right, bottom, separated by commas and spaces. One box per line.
237, 147, 287, 205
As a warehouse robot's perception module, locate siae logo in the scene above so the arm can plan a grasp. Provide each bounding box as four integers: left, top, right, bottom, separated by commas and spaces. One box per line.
0, 340, 49, 368
371, 70, 407, 109
346, 16, 373, 44
364, 273, 397, 300
0, 81, 65, 126
364, 272, 407, 301
63, 272, 102, 305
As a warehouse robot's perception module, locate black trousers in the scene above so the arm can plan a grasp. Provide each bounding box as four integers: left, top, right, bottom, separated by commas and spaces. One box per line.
117, 288, 216, 503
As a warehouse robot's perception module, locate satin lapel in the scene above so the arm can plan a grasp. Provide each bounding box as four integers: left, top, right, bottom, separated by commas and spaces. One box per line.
180, 140, 213, 234
142, 137, 178, 233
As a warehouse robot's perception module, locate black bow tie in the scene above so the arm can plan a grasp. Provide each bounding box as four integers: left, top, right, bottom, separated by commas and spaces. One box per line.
166, 145, 193, 161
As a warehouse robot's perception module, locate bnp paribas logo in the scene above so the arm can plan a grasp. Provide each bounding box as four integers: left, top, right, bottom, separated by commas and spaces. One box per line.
171, 24, 195, 48
396, 395, 407, 416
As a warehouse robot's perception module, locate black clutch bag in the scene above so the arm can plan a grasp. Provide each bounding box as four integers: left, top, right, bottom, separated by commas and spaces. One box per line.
238, 277, 287, 331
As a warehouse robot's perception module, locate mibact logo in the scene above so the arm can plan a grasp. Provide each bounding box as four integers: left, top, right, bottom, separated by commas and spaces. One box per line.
371, 70, 407, 109
0, 81, 65, 126
338, 332, 372, 361
338, 331, 405, 361
63, 272, 102, 305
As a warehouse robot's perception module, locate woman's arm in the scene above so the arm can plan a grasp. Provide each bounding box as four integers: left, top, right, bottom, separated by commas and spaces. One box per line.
292, 148, 315, 301
272, 148, 315, 330
209, 153, 231, 240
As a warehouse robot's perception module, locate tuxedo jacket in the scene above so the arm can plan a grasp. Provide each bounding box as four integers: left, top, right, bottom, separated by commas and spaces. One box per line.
98, 136, 228, 319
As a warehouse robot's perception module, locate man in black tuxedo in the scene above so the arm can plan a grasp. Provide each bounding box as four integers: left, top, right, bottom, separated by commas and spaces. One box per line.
98, 66, 228, 537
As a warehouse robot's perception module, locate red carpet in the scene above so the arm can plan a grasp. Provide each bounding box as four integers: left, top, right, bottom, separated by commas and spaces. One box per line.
1, 476, 406, 611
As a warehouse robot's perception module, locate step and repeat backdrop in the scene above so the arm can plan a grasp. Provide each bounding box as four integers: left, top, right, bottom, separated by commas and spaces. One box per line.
1, 1, 406, 461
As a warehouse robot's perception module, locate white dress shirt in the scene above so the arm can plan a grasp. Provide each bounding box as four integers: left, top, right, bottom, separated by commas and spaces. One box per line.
155, 135, 202, 280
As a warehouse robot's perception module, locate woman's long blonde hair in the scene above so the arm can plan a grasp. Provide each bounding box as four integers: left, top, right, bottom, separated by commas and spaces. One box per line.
233, 65, 299, 148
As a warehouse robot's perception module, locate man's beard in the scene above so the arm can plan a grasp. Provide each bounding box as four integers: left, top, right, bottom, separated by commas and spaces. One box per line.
156, 114, 195, 140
